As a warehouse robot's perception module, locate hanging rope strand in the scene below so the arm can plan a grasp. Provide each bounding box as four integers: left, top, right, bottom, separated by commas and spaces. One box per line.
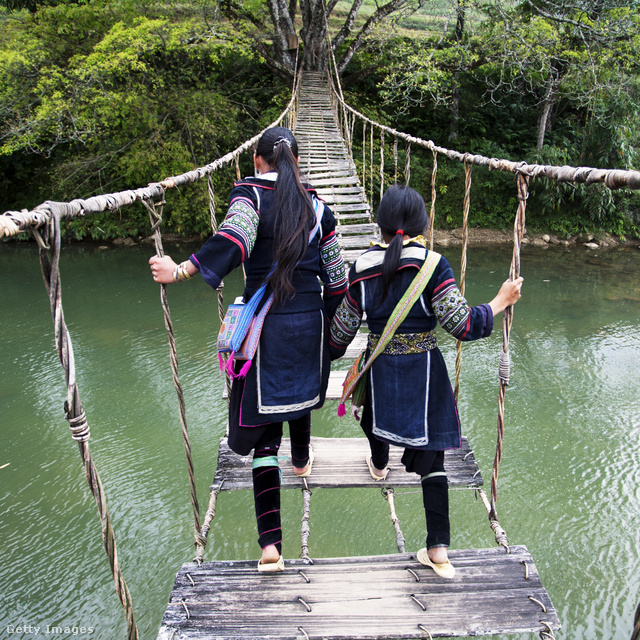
380, 130, 385, 201
393, 137, 398, 184
362, 121, 367, 199
143, 197, 205, 556
454, 160, 472, 404
405, 141, 411, 186
428, 150, 438, 251
208, 177, 231, 407
489, 171, 529, 537
370, 124, 374, 206
36, 205, 138, 640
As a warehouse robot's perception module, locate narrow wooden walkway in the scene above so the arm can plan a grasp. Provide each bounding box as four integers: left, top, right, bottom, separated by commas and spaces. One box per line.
159, 548, 560, 640
295, 71, 378, 263
213, 435, 482, 491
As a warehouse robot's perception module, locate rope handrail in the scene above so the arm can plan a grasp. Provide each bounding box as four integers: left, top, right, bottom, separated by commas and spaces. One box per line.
36, 205, 139, 640
327, 83, 640, 191
0, 83, 300, 239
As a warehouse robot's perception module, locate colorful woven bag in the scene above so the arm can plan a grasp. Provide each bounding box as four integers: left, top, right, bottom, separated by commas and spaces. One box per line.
217, 196, 324, 379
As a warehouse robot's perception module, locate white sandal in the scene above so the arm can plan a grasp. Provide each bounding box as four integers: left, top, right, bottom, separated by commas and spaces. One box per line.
366, 455, 389, 481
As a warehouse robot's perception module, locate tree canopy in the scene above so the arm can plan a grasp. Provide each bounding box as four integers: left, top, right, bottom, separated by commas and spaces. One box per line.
1, 0, 639, 239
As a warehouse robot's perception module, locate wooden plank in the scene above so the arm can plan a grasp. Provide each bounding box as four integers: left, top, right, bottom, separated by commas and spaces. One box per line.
158, 547, 560, 639
314, 186, 365, 195
336, 222, 376, 234
338, 235, 376, 249
211, 436, 483, 491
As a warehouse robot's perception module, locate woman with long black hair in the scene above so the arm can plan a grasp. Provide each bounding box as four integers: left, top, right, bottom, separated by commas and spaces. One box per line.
150, 127, 347, 571
329, 185, 522, 578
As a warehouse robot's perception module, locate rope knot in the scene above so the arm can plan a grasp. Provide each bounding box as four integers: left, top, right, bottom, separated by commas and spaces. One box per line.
498, 348, 511, 385
64, 404, 90, 442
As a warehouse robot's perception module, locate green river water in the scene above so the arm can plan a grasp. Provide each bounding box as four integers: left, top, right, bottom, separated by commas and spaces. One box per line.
1, 240, 639, 640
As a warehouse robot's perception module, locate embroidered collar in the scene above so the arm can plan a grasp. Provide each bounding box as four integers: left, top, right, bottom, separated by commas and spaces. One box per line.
255, 171, 278, 181
355, 244, 429, 273
370, 234, 428, 249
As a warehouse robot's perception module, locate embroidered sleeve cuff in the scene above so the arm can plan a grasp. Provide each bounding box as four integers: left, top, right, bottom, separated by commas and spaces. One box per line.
478, 303, 494, 337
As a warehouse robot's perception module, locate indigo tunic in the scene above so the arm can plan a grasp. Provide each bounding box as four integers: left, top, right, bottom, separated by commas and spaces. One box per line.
190, 173, 347, 430
329, 242, 493, 450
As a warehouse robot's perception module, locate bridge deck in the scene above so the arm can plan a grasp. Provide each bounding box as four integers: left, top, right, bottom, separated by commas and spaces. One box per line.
158, 548, 560, 640
295, 71, 378, 263
212, 435, 482, 492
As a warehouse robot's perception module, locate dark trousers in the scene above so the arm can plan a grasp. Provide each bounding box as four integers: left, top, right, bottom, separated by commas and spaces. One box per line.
251, 413, 311, 553
360, 402, 450, 549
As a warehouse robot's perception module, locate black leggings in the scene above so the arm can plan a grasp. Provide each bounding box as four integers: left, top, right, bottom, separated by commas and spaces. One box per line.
360, 402, 450, 549
251, 413, 311, 554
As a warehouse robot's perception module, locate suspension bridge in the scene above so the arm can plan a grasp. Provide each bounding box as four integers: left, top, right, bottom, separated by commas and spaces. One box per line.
163, 70, 560, 640
5, 60, 640, 640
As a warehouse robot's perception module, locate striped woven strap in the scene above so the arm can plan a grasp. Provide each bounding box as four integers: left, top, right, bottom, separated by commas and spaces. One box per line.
339, 250, 441, 406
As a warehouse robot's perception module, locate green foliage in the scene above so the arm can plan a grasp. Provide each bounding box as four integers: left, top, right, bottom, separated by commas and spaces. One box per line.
0, 0, 287, 238
2, 0, 640, 241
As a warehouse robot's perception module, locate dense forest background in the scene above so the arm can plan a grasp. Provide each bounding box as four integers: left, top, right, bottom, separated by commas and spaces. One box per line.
1, 0, 639, 239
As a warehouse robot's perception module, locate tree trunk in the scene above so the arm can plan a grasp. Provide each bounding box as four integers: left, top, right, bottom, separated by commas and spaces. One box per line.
266, 0, 298, 71
300, 0, 328, 71
336, 0, 408, 74
449, 0, 465, 141
536, 63, 561, 151
333, 0, 365, 51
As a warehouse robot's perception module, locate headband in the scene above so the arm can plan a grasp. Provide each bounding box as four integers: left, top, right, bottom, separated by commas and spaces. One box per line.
273, 137, 293, 150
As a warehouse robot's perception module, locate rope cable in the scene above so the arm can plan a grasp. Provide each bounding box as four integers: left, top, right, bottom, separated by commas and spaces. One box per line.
143, 197, 206, 556
454, 160, 472, 404
325, 88, 640, 189
35, 204, 139, 640
428, 150, 438, 251
488, 172, 529, 543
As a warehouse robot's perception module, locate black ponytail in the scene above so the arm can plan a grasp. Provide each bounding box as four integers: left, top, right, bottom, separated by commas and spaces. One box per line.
255, 127, 315, 305
376, 185, 429, 305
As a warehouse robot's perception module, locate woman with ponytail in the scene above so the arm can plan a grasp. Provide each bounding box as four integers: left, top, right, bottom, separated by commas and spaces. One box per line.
149, 127, 347, 571
329, 185, 522, 578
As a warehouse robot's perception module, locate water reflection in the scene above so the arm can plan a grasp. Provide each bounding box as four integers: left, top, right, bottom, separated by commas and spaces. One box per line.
0, 241, 638, 640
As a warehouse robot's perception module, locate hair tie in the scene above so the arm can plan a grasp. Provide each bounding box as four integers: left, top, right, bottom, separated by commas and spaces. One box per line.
273, 136, 292, 150
396, 229, 404, 236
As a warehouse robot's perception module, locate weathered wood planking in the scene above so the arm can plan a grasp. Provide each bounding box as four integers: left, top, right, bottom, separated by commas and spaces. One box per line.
212, 436, 482, 491
158, 547, 560, 639
293, 72, 378, 261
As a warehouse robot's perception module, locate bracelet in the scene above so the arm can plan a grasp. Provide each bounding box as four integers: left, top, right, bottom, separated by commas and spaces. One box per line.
174, 261, 194, 283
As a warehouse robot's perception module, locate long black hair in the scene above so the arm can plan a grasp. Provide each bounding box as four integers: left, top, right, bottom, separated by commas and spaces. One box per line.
376, 185, 429, 305
256, 126, 315, 305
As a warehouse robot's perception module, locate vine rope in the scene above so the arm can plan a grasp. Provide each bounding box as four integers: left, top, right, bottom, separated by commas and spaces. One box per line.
143, 197, 206, 555
35, 205, 139, 640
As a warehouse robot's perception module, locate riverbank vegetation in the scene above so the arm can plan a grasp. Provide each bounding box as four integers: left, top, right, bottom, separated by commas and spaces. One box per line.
1, 0, 639, 240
